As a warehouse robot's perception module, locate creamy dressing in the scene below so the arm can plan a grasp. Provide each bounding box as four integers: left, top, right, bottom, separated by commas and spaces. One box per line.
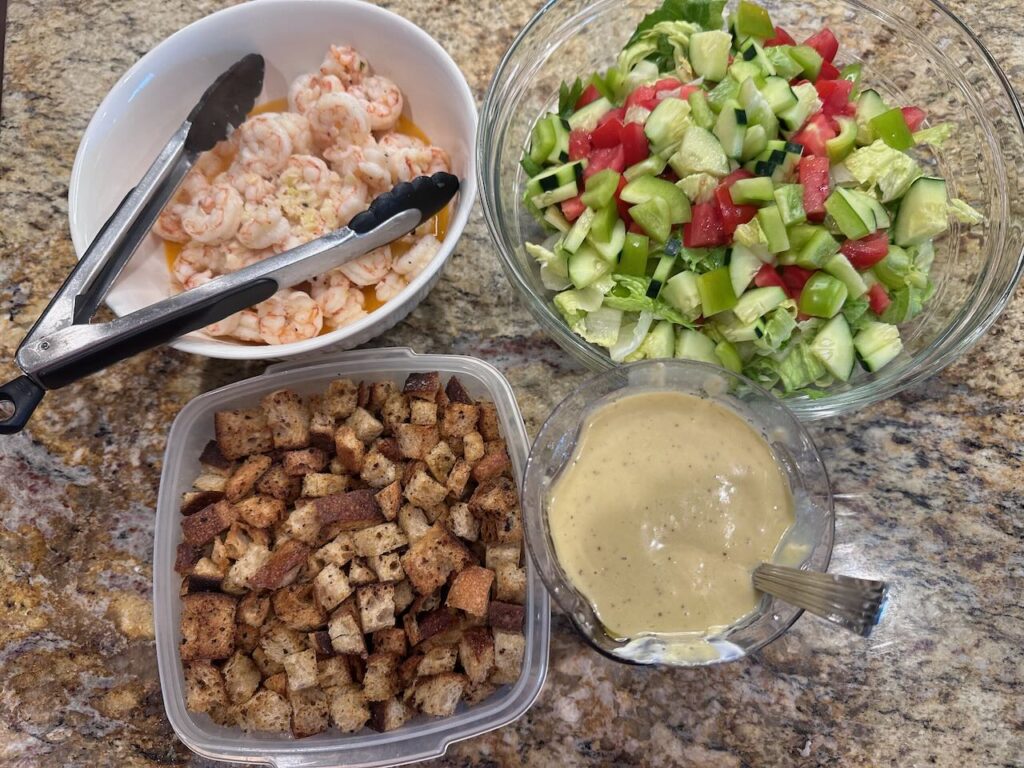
547, 390, 795, 638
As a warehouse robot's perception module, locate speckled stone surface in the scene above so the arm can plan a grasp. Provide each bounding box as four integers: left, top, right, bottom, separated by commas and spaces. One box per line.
1, 1, 1023, 766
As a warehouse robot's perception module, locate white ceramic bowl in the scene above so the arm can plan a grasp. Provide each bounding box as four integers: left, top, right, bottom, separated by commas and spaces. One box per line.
68, 0, 477, 361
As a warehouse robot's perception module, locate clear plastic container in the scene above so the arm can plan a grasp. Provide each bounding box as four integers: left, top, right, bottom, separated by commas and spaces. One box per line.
153, 348, 550, 767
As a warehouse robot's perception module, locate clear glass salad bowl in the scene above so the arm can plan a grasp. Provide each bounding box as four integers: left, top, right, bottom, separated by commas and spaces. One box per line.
477, 0, 1024, 419
521, 360, 834, 666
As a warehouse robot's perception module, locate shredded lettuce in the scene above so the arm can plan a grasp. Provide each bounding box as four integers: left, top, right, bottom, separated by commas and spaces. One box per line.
553, 286, 605, 327
618, 43, 661, 76
755, 305, 798, 352
912, 123, 954, 147
571, 306, 624, 347
627, 0, 727, 46
603, 274, 694, 325
677, 245, 727, 274
844, 140, 922, 202
948, 198, 985, 225
610, 311, 654, 362
841, 296, 872, 330
526, 242, 572, 291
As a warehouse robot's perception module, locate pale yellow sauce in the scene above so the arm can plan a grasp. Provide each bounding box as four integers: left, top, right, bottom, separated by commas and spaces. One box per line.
547, 391, 795, 638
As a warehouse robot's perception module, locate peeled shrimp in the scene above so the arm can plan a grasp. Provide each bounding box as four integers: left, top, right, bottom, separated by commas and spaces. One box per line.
384, 145, 451, 185
181, 183, 244, 244
310, 269, 368, 328
393, 234, 440, 278
338, 245, 392, 286
172, 242, 225, 290
347, 75, 403, 131
257, 290, 324, 345
374, 271, 408, 303
319, 44, 369, 87
235, 113, 313, 178
323, 177, 370, 228
221, 241, 271, 272
378, 132, 426, 152
237, 202, 291, 250
278, 154, 341, 201
194, 139, 236, 178
289, 73, 345, 115
154, 169, 210, 242
323, 139, 391, 197
306, 91, 372, 150
205, 309, 261, 342
217, 166, 276, 204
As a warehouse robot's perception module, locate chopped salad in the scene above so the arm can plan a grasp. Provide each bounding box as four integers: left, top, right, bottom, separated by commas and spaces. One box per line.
520, 0, 982, 395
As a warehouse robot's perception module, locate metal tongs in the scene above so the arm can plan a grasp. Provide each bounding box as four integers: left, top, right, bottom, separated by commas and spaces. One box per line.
0, 54, 459, 434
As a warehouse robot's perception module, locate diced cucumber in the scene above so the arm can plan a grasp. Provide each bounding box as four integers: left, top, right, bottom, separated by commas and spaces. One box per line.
548, 116, 570, 163
779, 82, 821, 133
567, 244, 610, 288
675, 328, 719, 364
531, 182, 577, 209
738, 78, 780, 139
707, 77, 741, 114
733, 217, 772, 261
738, 39, 776, 77
689, 30, 732, 82
568, 97, 613, 132
826, 117, 858, 162
867, 196, 891, 229
698, 266, 738, 316
677, 173, 718, 204
761, 76, 798, 114
688, 91, 716, 130
662, 270, 701, 315
580, 168, 621, 210
854, 321, 903, 371
893, 177, 948, 246
775, 343, 828, 391
620, 176, 692, 224
729, 60, 764, 86
712, 312, 763, 343
635, 321, 676, 360
563, 207, 596, 253
629, 197, 672, 242
729, 243, 764, 297
730, 176, 775, 204
773, 184, 806, 225
526, 161, 583, 208
669, 126, 731, 178
796, 228, 840, 269
809, 314, 855, 381
734, 286, 787, 324
824, 187, 878, 240
648, 253, 677, 298
764, 46, 804, 80
789, 45, 823, 80
715, 339, 744, 373
873, 245, 911, 289
855, 89, 888, 145
589, 218, 627, 262
624, 154, 669, 181
823, 253, 868, 299
714, 102, 749, 159
757, 205, 790, 253
543, 205, 571, 233
787, 222, 819, 250
644, 98, 692, 156
741, 123, 769, 161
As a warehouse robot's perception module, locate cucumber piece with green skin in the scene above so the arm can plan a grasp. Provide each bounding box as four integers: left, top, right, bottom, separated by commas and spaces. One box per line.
531, 181, 578, 209
730, 176, 776, 204
775, 343, 828, 391
714, 102, 749, 159
893, 177, 948, 246
729, 60, 764, 87
867, 196, 891, 229
872, 245, 911, 289
567, 244, 610, 288
629, 197, 672, 243
757, 205, 790, 253
698, 266, 739, 316
589, 204, 619, 243
715, 339, 744, 373
824, 187, 878, 240
774, 184, 806, 225
629, 321, 676, 361
787, 222, 820, 250
688, 91, 716, 130
854, 321, 903, 371
760, 77, 798, 115
589, 219, 627, 262
669, 126, 731, 178
547, 116, 570, 164
809, 314, 855, 381
644, 98, 692, 156
779, 82, 821, 133
621, 176, 692, 224
741, 123, 769, 161
707, 78, 742, 115
738, 39, 776, 77
526, 160, 583, 203
647, 254, 677, 299
563, 207, 596, 253
624, 154, 669, 181
738, 78, 780, 140
734, 285, 788, 324
796, 228, 841, 269
568, 97, 613, 132
676, 173, 718, 204
826, 117, 858, 162
823, 252, 869, 299
662, 270, 701, 315
855, 89, 888, 145
689, 30, 732, 82
729, 243, 764, 297
764, 46, 804, 80
789, 45, 823, 80
712, 312, 764, 342
675, 328, 720, 364
580, 168, 621, 210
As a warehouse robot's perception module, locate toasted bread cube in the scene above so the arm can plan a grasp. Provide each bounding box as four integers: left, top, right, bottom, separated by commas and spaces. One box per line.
365, 380, 395, 413
242, 689, 292, 733
403, 371, 440, 400
394, 424, 440, 460
346, 408, 384, 444
488, 601, 526, 633
283, 448, 328, 477
424, 441, 457, 483
398, 504, 431, 543
302, 473, 348, 498
348, 557, 378, 586
446, 566, 494, 617
485, 544, 520, 570
323, 379, 359, 420
328, 606, 366, 656
463, 681, 498, 705
404, 470, 448, 510
373, 437, 403, 462
315, 490, 384, 531
399, 654, 424, 688
446, 502, 479, 541
234, 495, 285, 530
472, 447, 511, 483
357, 583, 395, 634
314, 563, 353, 611
264, 672, 288, 697
193, 473, 229, 492
318, 656, 353, 689
309, 410, 336, 452
393, 580, 415, 614
222, 546, 271, 595
477, 402, 501, 441
413, 673, 466, 717
281, 501, 321, 545
289, 686, 329, 738
494, 562, 527, 604
261, 390, 310, 450
370, 697, 412, 733
491, 630, 525, 685
416, 609, 457, 648
237, 593, 270, 627
182, 500, 237, 546
369, 553, 404, 583
360, 451, 399, 489
482, 505, 523, 546
282, 648, 319, 692
250, 540, 311, 591
181, 489, 225, 517
462, 432, 485, 465
251, 645, 284, 676
362, 653, 400, 701
272, 583, 327, 631
423, 502, 448, 524
200, 440, 234, 472
259, 621, 307, 666
174, 542, 203, 576
374, 481, 402, 522
410, 399, 438, 426
353, 523, 408, 558
381, 392, 410, 429
193, 556, 226, 582
400, 523, 473, 595
308, 630, 334, 656
222, 652, 261, 704
333, 425, 365, 473
444, 376, 474, 405
215, 409, 274, 460
223, 522, 268, 560
440, 403, 479, 440
224, 455, 273, 502
184, 661, 228, 713
256, 464, 301, 502
469, 478, 518, 519
316, 534, 355, 568
373, 627, 407, 657
419, 645, 458, 676
330, 686, 370, 733
459, 627, 495, 685
181, 593, 237, 661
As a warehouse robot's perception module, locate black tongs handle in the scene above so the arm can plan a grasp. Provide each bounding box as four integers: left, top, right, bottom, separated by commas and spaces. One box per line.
0, 377, 46, 435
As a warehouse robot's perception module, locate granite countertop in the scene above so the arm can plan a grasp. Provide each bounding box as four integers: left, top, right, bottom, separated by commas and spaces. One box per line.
1, 0, 1023, 765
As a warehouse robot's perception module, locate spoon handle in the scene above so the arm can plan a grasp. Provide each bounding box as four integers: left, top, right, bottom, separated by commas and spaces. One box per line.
753, 563, 889, 637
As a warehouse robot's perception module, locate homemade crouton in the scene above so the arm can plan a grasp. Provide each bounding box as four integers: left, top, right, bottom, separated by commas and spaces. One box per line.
223, 652, 261, 704
488, 601, 526, 633
175, 542, 203, 575
323, 379, 359, 420
282, 648, 319, 692
242, 689, 292, 732
357, 583, 396, 634
200, 440, 234, 472
374, 481, 402, 521
403, 371, 440, 400
360, 451, 399, 488
180, 490, 225, 517
308, 630, 333, 656
373, 627, 408, 657
234, 495, 285, 529
346, 407, 385, 443
462, 432, 485, 464
180, 593, 237, 661
369, 553, 404, 583
264, 672, 289, 696
333, 425, 365, 472
425, 441, 457, 483
446, 566, 494, 617
313, 563, 353, 611
494, 562, 527, 604
394, 424, 440, 460
315, 490, 383, 530
289, 686, 329, 738
281, 501, 322, 545
329, 686, 370, 733
302, 473, 348, 498
370, 697, 412, 733
225, 455, 273, 502
471, 447, 511, 483
256, 464, 301, 502
272, 583, 327, 631
353, 523, 408, 558
413, 673, 466, 717
259, 621, 307, 665
327, 604, 366, 656
485, 505, 523, 546
410, 399, 438, 426
193, 472, 229, 492
484, 544, 520, 570
440, 403, 479, 440
393, 580, 415, 614
261, 390, 310, 450
309, 410, 336, 452
215, 409, 274, 460
348, 557, 378, 586
491, 630, 525, 684
444, 376, 474, 405
404, 470, 448, 509
469, 477, 518, 517
237, 593, 271, 627
398, 505, 431, 543
477, 402, 501, 441
447, 502, 479, 541
283, 448, 328, 477
250, 540, 311, 591
222, 545, 271, 595
362, 653, 400, 701
182, 500, 237, 546
459, 627, 495, 685
419, 645, 458, 676
381, 392, 410, 429
400, 523, 473, 595
316, 534, 355, 567
184, 661, 228, 713
318, 656, 353, 689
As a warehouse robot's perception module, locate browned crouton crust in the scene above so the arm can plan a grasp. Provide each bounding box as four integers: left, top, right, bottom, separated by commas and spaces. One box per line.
403, 372, 440, 400
237, 593, 270, 627
309, 410, 336, 452
370, 697, 412, 732
333, 425, 365, 473
471, 447, 511, 483
440, 403, 479, 440
413, 673, 466, 717
404, 470, 448, 509
373, 627, 408, 657
315, 490, 384, 530
469, 477, 518, 517
181, 593, 237, 661
272, 583, 327, 631
362, 652, 400, 701
181, 490, 225, 517
184, 661, 228, 712
234, 495, 285, 529
215, 410, 274, 460
250, 540, 311, 591
182, 500, 237, 546
302, 473, 348, 499
261, 390, 311, 450
323, 379, 359, 420
394, 424, 440, 460
488, 601, 525, 632
445, 566, 495, 617
400, 523, 473, 595
374, 481, 402, 521
256, 463, 301, 502
346, 407, 385, 444
444, 376, 475, 405
225, 455, 273, 502
476, 402, 502, 441
175, 542, 203, 575
282, 448, 328, 477
199, 439, 234, 471
459, 627, 495, 684
290, 686, 329, 737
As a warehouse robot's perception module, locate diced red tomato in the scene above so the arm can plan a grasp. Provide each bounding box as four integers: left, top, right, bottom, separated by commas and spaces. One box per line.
815, 79, 854, 117
561, 196, 586, 222
575, 84, 601, 110
590, 118, 624, 149
584, 145, 626, 180
840, 231, 890, 269
799, 155, 831, 221
781, 266, 816, 292
764, 26, 797, 47
625, 85, 658, 112
721, 169, 755, 188
628, 221, 646, 235
793, 113, 837, 158
715, 186, 758, 237
868, 283, 892, 315
597, 107, 627, 127
817, 60, 841, 81
568, 130, 591, 161
683, 203, 727, 247
621, 122, 650, 167
654, 78, 685, 94
804, 29, 839, 62
614, 176, 633, 223
901, 106, 927, 132
754, 264, 788, 290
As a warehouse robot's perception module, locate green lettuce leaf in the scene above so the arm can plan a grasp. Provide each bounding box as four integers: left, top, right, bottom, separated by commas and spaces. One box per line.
603, 275, 694, 325
678, 245, 728, 273
911, 123, 954, 147
627, 0, 727, 46
571, 306, 624, 347
558, 78, 585, 120
844, 140, 922, 202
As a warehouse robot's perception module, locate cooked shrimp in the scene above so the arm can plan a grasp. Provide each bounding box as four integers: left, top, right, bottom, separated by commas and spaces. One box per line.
222, 241, 271, 272
278, 154, 340, 201
206, 309, 262, 341
323, 140, 391, 197
374, 270, 408, 303
181, 183, 244, 244
319, 44, 369, 87
235, 113, 312, 178
393, 234, 441, 278
237, 202, 291, 250
338, 245, 392, 286
378, 132, 426, 152
289, 73, 345, 115
154, 169, 210, 242
310, 269, 368, 327
194, 139, 236, 178
306, 91, 372, 150
323, 177, 370, 228
347, 75, 403, 131
257, 290, 324, 345
172, 243, 225, 290
385, 145, 451, 185
277, 113, 315, 155
217, 166, 276, 204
